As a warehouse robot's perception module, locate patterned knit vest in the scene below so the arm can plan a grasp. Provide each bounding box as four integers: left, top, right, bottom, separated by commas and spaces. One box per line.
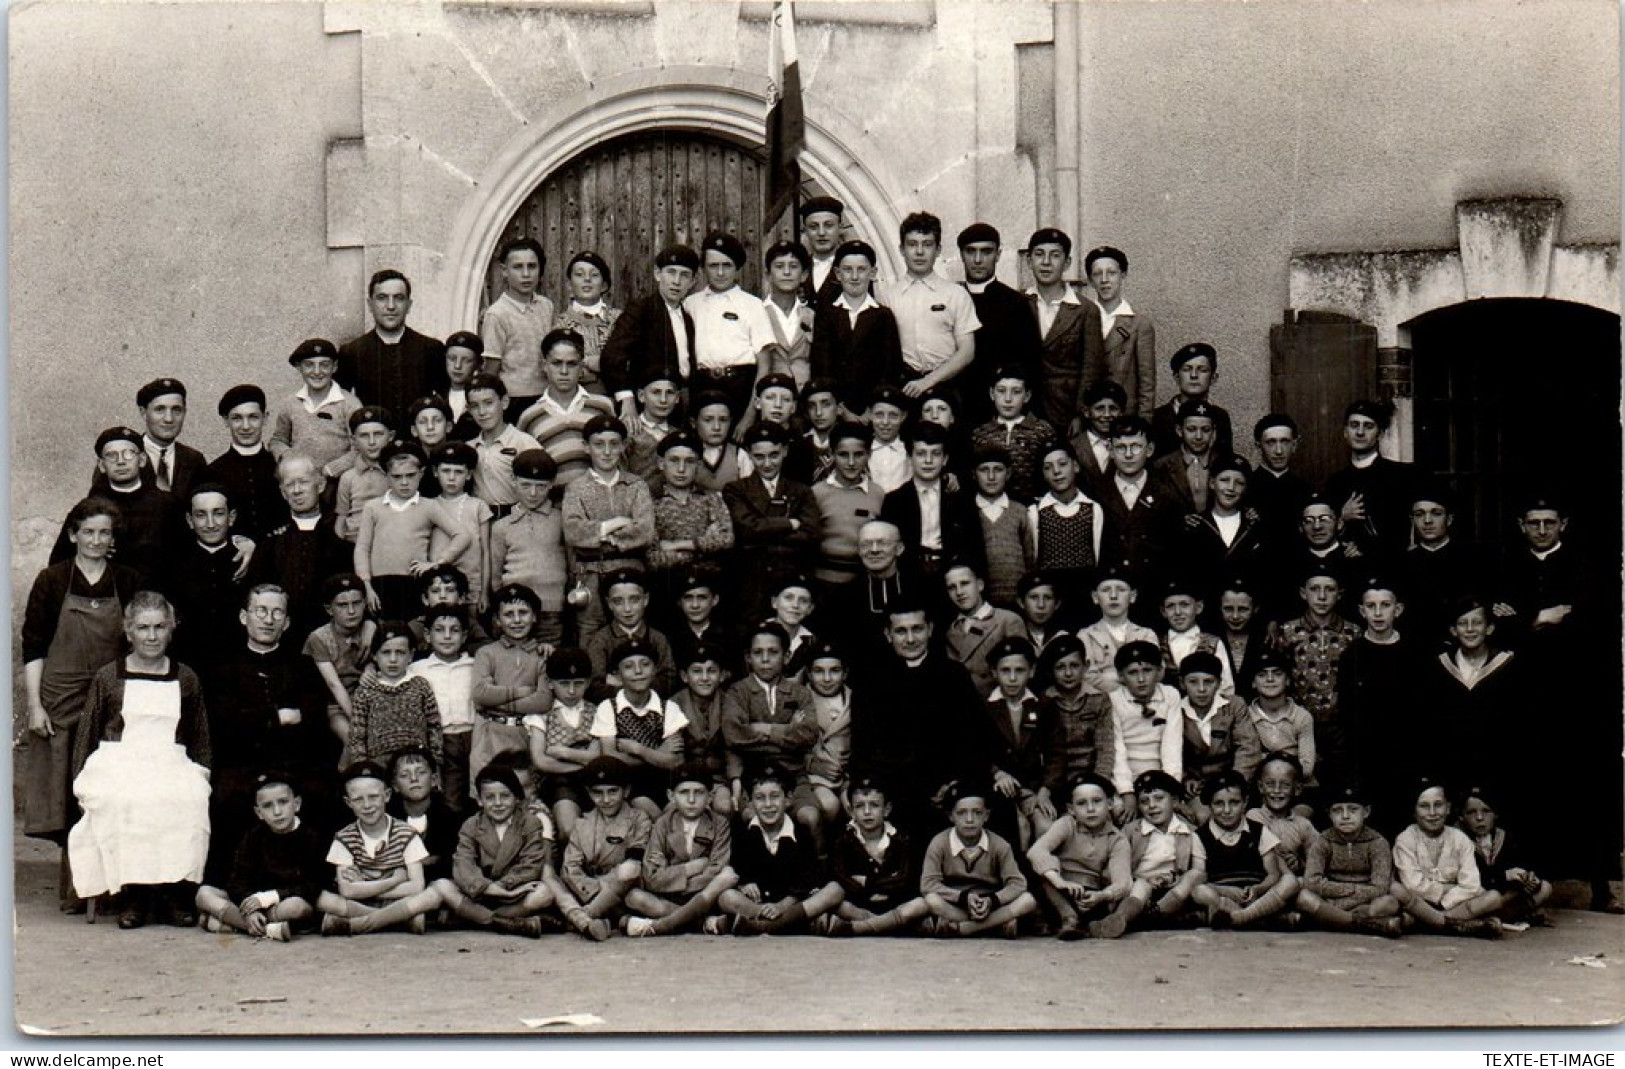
1037, 501, 1096, 571
615, 700, 667, 749
1199, 818, 1268, 887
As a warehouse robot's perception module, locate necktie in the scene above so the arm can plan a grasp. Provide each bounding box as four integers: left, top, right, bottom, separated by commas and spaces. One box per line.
960, 847, 983, 868
157, 446, 172, 492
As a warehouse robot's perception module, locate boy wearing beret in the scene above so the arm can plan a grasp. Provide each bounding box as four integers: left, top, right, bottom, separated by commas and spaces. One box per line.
957, 223, 1043, 427
129, 377, 207, 498
270, 339, 363, 470
354, 438, 471, 621
318, 762, 444, 937
624, 368, 683, 483
590, 635, 688, 819
624, 761, 739, 937
762, 241, 815, 389
1091, 769, 1206, 937
553, 756, 655, 940
1104, 640, 1184, 822
685, 230, 775, 426
561, 413, 655, 636
724, 421, 821, 620
552, 249, 622, 392
1191, 768, 1299, 929
798, 196, 846, 308
431, 761, 559, 938
1296, 778, 1402, 935
920, 780, 1038, 938
429, 441, 492, 610
332, 405, 396, 541
718, 766, 841, 935
488, 448, 566, 642
1149, 343, 1232, 459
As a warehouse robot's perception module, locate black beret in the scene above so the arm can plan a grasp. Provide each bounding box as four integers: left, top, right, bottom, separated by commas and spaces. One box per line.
1133, 769, 1184, 798
1084, 245, 1128, 272
444, 330, 484, 354
1253, 412, 1299, 440
1015, 570, 1057, 598
1066, 771, 1116, 800
474, 762, 526, 800
512, 448, 558, 481
1028, 227, 1072, 256
94, 426, 144, 456
1353, 573, 1402, 598
654, 244, 701, 272
381, 438, 426, 468
1082, 379, 1129, 407
1517, 492, 1566, 517
1200, 769, 1251, 803
407, 395, 453, 424
800, 377, 839, 402
956, 222, 1000, 248
583, 755, 632, 788
545, 645, 593, 681
1114, 640, 1162, 671
1298, 558, 1342, 584
671, 760, 717, 789
340, 761, 391, 789
1179, 400, 1217, 424
676, 563, 723, 596
1095, 559, 1138, 587
832, 239, 877, 266
349, 405, 395, 432
431, 441, 477, 469
754, 372, 799, 397
1170, 342, 1217, 372
217, 384, 267, 418
1160, 576, 1201, 601
322, 572, 366, 602
657, 429, 702, 456
1344, 399, 1389, 427
637, 365, 682, 391
1448, 592, 1491, 623
804, 639, 844, 665
1178, 651, 1225, 679
691, 389, 732, 413
252, 769, 299, 796
599, 569, 649, 602
799, 196, 845, 221
1211, 453, 1251, 479
137, 377, 187, 407
490, 582, 542, 614
541, 327, 586, 356
466, 371, 507, 397
869, 385, 909, 412
987, 636, 1037, 667
739, 422, 790, 449
700, 231, 748, 268
987, 364, 1030, 387
581, 414, 628, 440
1041, 633, 1085, 666
764, 240, 811, 271
770, 572, 814, 596
610, 637, 658, 667
944, 778, 992, 808
565, 250, 611, 283
677, 641, 728, 670
1323, 776, 1372, 807
288, 338, 339, 367
1251, 650, 1291, 676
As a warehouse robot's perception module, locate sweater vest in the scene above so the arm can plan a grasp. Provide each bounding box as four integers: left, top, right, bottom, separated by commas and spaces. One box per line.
1037, 502, 1095, 572
1199, 818, 1268, 887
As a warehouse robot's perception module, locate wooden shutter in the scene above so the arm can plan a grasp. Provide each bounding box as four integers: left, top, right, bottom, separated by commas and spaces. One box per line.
1269, 310, 1378, 490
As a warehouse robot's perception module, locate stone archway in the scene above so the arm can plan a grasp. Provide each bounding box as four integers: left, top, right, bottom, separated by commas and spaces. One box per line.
441, 66, 907, 335
1285, 197, 1620, 461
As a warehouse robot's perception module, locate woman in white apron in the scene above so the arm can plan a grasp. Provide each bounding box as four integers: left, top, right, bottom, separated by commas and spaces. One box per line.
68, 591, 212, 929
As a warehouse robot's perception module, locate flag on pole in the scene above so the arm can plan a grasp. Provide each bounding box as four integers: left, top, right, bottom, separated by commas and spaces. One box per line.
765, 0, 805, 228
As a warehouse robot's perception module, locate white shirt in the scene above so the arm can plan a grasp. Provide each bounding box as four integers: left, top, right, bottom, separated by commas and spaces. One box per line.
1087, 431, 1111, 474
665, 301, 692, 380
977, 493, 1010, 524
1115, 471, 1147, 510
684, 286, 775, 370
1028, 491, 1106, 561
839, 292, 881, 330
914, 479, 942, 550
590, 690, 689, 741
1096, 296, 1135, 339
948, 831, 992, 858
1213, 510, 1242, 547
1027, 283, 1082, 340
811, 256, 835, 294
869, 439, 911, 493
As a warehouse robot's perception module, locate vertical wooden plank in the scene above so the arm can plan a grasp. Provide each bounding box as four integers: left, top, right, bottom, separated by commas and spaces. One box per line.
627, 137, 653, 304
544, 167, 566, 312
689, 141, 709, 250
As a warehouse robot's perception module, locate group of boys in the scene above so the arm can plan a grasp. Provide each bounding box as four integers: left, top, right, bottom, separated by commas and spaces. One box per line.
60, 199, 1619, 942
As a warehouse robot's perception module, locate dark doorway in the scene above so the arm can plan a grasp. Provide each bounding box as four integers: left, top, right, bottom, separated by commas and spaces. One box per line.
484, 130, 814, 314
1409, 298, 1622, 564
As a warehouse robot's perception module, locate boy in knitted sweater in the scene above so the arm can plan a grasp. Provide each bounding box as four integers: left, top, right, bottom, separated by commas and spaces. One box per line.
354, 439, 471, 621
1296, 779, 1402, 935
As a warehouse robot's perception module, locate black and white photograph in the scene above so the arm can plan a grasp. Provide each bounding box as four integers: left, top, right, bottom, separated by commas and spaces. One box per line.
7, 0, 1623, 1040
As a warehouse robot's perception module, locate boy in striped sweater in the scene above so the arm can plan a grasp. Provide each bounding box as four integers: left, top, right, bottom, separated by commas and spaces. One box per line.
319, 762, 444, 936
515, 328, 615, 490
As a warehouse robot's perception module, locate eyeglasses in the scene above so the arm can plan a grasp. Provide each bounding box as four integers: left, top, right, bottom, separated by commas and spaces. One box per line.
247, 606, 288, 621
1111, 442, 1147, 456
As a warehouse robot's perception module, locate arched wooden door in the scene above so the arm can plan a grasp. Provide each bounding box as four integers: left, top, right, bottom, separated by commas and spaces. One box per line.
484, 130, 809, 312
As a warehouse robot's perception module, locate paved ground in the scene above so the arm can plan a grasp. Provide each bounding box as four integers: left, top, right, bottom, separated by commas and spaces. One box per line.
10, 834, 1624, 1038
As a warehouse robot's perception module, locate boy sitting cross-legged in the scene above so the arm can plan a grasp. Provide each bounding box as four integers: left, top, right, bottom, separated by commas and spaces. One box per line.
318, 762, 444, 936
196, 771, 330, 942
817, 775, 930, 937
431, 762, 559, 938
553, 756, 653, 941
1090, 770, 1206, 938
1190, 769, 1300, 930
1026, 771, 1131, 941
920, 780, 1038, 938
717, 765, 842, 936
622, 762, 739, 937
1295, 778, 1403, 936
